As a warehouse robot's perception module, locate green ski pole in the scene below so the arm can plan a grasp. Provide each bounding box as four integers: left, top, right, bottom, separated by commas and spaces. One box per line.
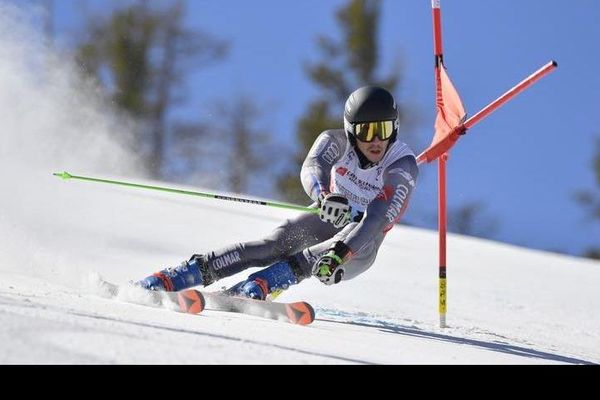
53, 171, 319, 214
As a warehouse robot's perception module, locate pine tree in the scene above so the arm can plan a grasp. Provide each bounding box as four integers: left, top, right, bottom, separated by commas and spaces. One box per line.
76, 1, 227, 178
277, 0, 403, 204
575, 137, 600, 259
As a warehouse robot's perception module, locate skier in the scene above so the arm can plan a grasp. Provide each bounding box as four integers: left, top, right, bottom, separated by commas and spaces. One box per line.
137, 86, 419, 300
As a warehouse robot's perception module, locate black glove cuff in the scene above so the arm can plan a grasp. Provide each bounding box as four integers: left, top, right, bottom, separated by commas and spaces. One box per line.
317, 191, 329, 206
331, 241, 352, 260
325, 193, 349, 205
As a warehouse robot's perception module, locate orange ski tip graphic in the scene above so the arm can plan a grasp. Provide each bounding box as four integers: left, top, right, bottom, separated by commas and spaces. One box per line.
177, 290, 205, 314
285, 302, 315, 325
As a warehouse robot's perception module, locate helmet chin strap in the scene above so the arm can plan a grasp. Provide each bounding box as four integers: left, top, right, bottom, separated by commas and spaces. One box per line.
355, 147, 376, 169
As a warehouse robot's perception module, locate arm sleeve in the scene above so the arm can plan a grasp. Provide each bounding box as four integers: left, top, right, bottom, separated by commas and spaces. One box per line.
342, 155, 419, 258
300, 130, 347, 203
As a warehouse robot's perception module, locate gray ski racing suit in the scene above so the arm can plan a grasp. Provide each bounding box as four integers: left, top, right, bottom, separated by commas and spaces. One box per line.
203, 129, 418, 283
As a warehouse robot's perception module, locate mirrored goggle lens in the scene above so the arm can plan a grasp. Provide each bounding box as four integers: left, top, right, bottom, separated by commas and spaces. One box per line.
353, 120, 395, 142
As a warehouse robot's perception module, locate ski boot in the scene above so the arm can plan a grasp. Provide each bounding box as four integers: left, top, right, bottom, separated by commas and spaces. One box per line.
137, 255, 215, 292
225, 259, 301, 300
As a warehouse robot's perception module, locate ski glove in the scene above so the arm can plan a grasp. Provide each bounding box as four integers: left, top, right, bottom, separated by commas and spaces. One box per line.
312, 242, 351, 285
318, 192, 352, 229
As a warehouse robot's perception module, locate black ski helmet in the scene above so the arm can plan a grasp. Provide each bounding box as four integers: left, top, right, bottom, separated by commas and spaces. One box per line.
344, 86, 399, 145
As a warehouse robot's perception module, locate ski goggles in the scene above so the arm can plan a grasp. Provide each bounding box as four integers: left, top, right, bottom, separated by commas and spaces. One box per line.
347, 120, 396, 142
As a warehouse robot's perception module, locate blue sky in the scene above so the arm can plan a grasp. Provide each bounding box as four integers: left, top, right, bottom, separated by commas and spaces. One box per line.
38, 0, 600, 256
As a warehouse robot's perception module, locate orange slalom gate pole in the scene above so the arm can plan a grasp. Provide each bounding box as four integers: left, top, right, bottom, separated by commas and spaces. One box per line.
425, 1, 556, 328
438, 154, 448, 328
464, 61, 557, 130
432, 0, 448, 328
422, 58, 557, 328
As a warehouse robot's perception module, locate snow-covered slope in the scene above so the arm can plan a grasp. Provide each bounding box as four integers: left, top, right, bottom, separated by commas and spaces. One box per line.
0, 2, 598, 364
0, 176, 598, 364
